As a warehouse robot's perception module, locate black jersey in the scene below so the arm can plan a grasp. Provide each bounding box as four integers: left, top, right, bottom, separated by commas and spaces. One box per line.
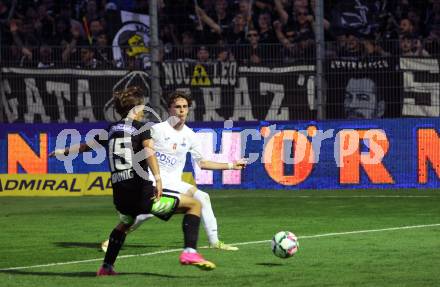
105, 119, 155, 216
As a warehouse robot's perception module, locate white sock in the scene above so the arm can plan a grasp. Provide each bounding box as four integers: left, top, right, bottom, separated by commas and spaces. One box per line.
183, 247, 197, 253
193, 190, 219, 245
128, 214, 154, 233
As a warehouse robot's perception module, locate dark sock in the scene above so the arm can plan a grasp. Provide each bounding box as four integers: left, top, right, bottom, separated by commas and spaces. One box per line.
103, 228, 126, 267
182, 214, 201, 250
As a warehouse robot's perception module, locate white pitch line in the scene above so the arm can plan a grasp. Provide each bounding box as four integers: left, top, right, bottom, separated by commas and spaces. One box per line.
213, 195, 437, 199
1, 223, 440, 272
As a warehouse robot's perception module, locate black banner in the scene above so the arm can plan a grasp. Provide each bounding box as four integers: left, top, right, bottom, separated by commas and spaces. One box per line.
325, 57, 403, 119
0, 63, 317, 123
0, 68, 131, 123
1, 57, 439, 123
161, 62, 316, 121
399, 58, 440, 117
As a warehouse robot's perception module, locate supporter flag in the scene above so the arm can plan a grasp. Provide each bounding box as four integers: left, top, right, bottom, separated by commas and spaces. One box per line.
112, 11, 150, 69
325, 56, 402, 119
82, 16, 93, 45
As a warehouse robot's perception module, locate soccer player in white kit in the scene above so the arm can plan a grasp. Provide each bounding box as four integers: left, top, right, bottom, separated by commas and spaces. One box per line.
102, 91, 246, 252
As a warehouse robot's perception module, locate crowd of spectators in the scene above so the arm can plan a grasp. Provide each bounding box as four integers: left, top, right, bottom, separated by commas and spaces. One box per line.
0, 0, 439, 68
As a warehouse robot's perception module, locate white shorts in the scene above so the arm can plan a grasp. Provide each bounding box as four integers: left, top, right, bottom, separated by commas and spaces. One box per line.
153, 179, 194, 195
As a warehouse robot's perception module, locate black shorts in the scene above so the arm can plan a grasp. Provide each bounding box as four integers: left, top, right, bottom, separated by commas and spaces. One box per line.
113, 179, 155, 218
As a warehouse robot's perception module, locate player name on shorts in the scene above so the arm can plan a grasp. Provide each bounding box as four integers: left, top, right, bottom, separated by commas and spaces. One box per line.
111, 169, 135, 183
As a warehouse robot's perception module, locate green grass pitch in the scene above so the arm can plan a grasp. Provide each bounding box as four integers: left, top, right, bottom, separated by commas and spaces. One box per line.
1, 189, 440, 287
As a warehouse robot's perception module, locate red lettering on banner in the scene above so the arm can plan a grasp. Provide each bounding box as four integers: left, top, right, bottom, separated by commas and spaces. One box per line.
418, 129, 440, 183
264, 130, 314, 185
8, 133, 48, 174
339, 130, 393, 184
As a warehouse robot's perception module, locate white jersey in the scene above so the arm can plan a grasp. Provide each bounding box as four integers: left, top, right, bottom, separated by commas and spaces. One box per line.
148, 121, 204, 186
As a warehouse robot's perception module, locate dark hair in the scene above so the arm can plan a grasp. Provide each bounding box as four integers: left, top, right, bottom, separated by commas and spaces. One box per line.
166, 91, 192, 108
113, 86, 144, 118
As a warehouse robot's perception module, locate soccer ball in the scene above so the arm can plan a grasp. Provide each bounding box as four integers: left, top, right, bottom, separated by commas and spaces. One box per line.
271, 231, 299, 258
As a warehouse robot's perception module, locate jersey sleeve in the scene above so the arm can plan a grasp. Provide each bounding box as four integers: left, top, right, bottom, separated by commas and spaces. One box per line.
150, 124, 161, 141
139, 127, 151, 142
134, 120, 152, 142
140, 129, 151, 142
189, 131, 204, 162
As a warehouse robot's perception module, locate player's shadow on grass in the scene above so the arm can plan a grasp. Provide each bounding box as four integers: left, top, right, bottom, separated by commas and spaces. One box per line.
255, 263, 283, 267
0, 270, 188, 278
54, 242, 162, 250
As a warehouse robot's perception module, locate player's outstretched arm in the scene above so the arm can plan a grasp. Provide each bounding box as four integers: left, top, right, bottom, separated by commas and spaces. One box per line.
49, 130, 107, 157
48, 143, 92, 157
197, 158, 247, 170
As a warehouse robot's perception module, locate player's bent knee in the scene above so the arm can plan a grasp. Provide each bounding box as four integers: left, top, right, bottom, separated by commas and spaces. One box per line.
199, 190, 210, 203
186, 186, 198, 197
179, 195, 200, 209
179, 196, 202, 216
193, 198, 202, 209
188, 197, 201, 210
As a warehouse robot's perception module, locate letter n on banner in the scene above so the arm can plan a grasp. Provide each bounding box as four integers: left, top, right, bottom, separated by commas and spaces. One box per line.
8, 133, 48, 174
193, 132, 241, 184
418, 128, 440, 183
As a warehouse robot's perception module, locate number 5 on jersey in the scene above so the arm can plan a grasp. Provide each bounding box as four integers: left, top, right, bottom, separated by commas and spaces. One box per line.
109, 137, 133, 171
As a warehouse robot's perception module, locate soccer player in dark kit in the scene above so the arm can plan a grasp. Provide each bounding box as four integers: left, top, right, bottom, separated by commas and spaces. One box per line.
50, 86, 216, 275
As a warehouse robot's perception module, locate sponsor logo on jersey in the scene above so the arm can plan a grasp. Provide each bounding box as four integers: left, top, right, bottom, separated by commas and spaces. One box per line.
155, 151, 177, 167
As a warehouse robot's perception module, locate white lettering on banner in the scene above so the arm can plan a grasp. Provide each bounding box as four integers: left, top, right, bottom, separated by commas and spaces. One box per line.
187, 99, 196, 122
173, 63, 184, 85
0, 79, 18, 122
163, 62, 237, 86
231, 77, 256, 121
202, 87, 224, 121
403, 73, 439, 116
163, 63, 173, 84
75, 79, 96, 122
260, 82, 288, 120
212, 62, 237, 86
330, 60, 389, 70
163, 62, 190, 85
400, 58, 440, 117
24, 78, 50, 123
193, 131, 242, 185
46, 81, 71, 123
